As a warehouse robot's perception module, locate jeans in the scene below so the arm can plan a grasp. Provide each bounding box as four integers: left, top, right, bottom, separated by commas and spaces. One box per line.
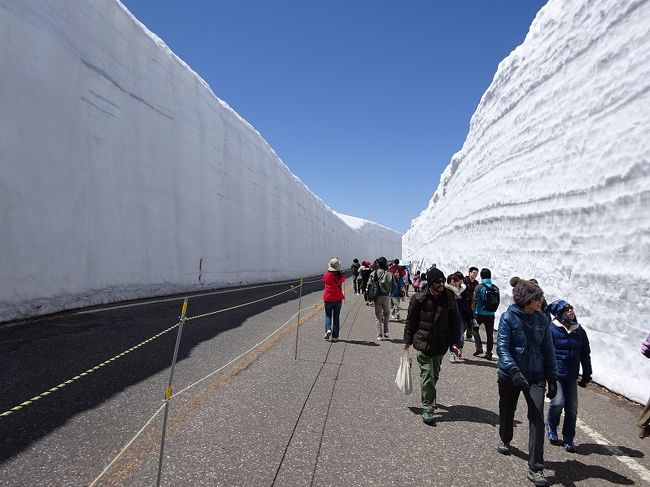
498, 373, 546, 472
546, 380, 578, 442
417, 352, 444, 413
473, 314, 495, 354
324, 300, 342, 339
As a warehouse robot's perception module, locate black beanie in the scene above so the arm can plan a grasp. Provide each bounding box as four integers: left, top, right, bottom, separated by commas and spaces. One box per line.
426, 267, 445, 283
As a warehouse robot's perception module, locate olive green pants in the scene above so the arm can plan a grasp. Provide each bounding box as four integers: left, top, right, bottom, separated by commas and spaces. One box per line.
416, 351, 444, 413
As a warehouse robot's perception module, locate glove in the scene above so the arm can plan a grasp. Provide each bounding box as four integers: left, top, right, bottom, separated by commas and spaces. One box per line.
546, 380, 558, 399
511, 370, 530, 392
578, 376, 591, 388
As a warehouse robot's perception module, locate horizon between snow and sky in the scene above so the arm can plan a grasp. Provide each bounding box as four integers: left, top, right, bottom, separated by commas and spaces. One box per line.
121, 0, 548, 234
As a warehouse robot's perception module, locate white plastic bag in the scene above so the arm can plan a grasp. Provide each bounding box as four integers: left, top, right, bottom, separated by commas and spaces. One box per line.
395, 350, 412, 395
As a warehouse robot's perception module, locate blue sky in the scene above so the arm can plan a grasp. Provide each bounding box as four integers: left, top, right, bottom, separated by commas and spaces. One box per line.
122, 0, 547, 234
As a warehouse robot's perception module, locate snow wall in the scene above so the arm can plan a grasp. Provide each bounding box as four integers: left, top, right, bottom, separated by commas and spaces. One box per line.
0, 0, 401, 322
403, 0, 650, 404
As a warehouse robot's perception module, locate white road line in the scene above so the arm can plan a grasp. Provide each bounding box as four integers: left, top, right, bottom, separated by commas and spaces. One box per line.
576, 417, 650, 483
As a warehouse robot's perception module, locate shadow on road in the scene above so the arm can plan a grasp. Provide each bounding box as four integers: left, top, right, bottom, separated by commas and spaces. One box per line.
0, 277, 326, 463
408, 404, 513, 427
460, 357, 498, 369
574, 442, 645, 458
342, 339, 379, 347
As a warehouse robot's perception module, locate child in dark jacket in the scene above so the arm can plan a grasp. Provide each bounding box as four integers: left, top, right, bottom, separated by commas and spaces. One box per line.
545, 299, 592, 452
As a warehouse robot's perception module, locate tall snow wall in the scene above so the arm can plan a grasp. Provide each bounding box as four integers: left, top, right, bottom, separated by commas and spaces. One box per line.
403, 0, 650, 403
0, 0, 401, 322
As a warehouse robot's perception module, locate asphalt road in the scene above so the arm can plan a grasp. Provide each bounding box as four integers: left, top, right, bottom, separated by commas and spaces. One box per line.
0, 276, 327, 485
1, 281, 649, 486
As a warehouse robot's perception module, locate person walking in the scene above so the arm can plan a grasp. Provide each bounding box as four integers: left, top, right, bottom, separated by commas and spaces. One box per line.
496, 278, 557, 487
369, 257, 395, 341
544, 299, 593, 452
403, 267, 462, 425
445, 273, 465, 363
472, 268, 499, 360
323, 258, 345, 342
351, 258, 361, 295
358, 260, 372, 304
461, 267, 479, 341
638, 331, 650, 439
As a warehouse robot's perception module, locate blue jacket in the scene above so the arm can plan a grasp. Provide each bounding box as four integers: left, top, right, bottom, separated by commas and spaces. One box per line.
550, 322, 592, 382
474, 278, 497, 316
497, 304, 557, 383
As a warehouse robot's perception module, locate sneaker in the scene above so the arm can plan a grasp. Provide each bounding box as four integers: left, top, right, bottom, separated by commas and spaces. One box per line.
422, 411, 435, 425
384, 333, 390, 339
465, 334, 474, 342
449, 353, 456, 363
331, 337, 338, 343
484, 353, 493, 360
564, 438, 576, 452
527, 469, 549, 486
497, 441, 511, 455
324, 330, 332, 340
545, 420, 559, 444
473, 349, 484, 357
376, 335, 384, 341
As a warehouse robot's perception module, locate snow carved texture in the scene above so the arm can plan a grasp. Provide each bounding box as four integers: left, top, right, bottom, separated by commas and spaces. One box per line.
404, 0, 650, 403
0, 1, 400, 322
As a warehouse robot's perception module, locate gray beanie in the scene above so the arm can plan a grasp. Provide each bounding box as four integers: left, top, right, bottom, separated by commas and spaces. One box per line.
512, 279, 544, 307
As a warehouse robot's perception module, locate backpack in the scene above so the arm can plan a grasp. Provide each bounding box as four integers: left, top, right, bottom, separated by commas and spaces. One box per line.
366, 271, 381, 301
481, 283, 500, 312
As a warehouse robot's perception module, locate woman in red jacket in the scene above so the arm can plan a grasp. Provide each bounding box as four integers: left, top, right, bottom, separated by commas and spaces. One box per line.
323, 257, 345, 342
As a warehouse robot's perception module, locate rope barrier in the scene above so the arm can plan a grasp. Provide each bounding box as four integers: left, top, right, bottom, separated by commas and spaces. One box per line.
88, 302, 320, 487
0, 281, 309, 419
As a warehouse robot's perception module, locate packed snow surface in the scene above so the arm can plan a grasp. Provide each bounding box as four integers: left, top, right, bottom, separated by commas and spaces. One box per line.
0, 0, 401, 322
404, 0, 650, 403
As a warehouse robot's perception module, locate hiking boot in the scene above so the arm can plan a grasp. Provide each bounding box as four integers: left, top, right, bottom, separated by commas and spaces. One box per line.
473, 349, 484, 357
484, 353, 493, 360
422, 411, 435, 425
497, 441, 511, 455
331, 337, 338, 343
564, 438, 576, 452
384, 333, 390, 339
545, 420, 559, 444
527, 469, 548, 486
324, 330, 332, 340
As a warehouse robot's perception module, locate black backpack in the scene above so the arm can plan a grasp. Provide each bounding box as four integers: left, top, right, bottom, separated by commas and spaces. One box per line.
366, 271, 381, 301
481, 283, 500, 312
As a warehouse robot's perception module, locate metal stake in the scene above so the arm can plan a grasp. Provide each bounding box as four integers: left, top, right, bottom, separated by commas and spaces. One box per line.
156, 298, 188, 487
294, 278, 304, 360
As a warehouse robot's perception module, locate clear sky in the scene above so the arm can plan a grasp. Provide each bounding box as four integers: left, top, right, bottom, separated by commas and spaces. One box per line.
121, 0, 547, 234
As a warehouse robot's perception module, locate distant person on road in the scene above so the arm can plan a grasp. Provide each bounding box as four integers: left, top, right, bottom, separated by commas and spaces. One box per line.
544, 299, 592, 453
461, 267, 479, 342
351, 258, 361, 295
368, 257, 394, 340
445, 273, 465, 363
323, 258, 345, 342
358, 260, 372, 304
638, 331, 650, 439
472, 268, 500, 360
496, 278, 557, 487
403, 267, 462, 425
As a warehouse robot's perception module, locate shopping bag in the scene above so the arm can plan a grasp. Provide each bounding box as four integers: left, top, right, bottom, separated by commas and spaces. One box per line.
395, 350, 412, 395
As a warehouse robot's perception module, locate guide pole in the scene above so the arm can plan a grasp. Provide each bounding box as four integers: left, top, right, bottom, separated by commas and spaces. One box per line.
156, 297, 188, 487
294, 278, 303, 360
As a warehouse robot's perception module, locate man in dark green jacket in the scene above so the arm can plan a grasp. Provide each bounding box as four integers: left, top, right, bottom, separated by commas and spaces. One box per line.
403, 267, 462, 425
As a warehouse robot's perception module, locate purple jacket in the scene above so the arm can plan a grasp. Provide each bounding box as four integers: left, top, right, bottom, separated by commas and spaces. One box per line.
642, 331, 650, 359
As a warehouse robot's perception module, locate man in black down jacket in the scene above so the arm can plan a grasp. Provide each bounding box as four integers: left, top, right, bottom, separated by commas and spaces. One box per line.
403, 267, 462, 425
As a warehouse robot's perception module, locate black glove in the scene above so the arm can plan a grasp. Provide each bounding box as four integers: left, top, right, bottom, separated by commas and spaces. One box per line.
546, 379, 558, 399
511, 370, 530, 392
578, 376, 591, 388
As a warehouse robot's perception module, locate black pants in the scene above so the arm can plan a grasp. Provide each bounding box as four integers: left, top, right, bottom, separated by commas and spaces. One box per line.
498, 373, 546, 472
473, 314, 495, 354
353, 274, 360, 294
